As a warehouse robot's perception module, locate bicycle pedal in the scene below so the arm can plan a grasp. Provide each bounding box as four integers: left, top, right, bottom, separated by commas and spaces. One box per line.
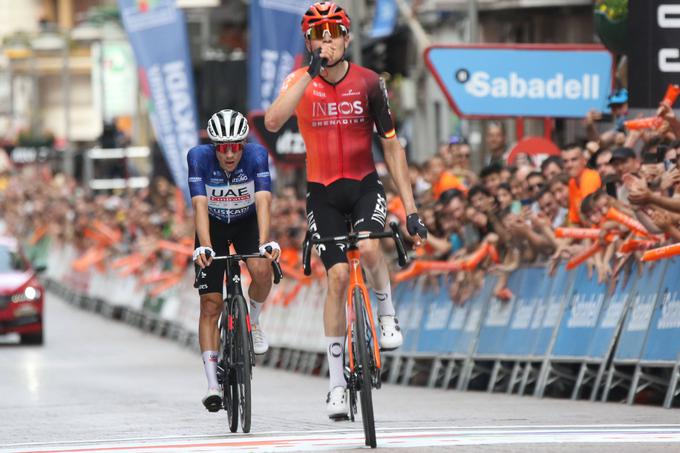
328, 413, 350, 421
202, 395, 222, 413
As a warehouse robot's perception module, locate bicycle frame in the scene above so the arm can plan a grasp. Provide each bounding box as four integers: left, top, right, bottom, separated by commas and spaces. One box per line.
346, 246, 382, 373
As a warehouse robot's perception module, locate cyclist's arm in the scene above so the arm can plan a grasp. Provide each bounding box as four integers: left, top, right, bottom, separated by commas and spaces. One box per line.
381, 137, 418, 215
192, 195, 212, 249
254, 191, 272, 246
264, 71, 310, 132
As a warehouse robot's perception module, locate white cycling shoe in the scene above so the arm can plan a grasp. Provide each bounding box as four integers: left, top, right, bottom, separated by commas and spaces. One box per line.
202, 387, 222, 412
378, 315, 403, 351
326, 386, 349, 420
252, 325, 269, 355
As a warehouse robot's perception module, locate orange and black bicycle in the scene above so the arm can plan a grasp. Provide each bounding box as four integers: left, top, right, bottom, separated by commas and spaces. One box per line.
302, 221, 408, 448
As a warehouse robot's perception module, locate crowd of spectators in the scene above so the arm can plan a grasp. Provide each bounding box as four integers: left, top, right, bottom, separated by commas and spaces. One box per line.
379, 88, 680, 303
2, 86, 680, 306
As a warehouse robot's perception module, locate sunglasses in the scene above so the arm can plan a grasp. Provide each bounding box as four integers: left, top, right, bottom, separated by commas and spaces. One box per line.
529, 183, 545, 191
215, 142, 244, 154
306, 22, 347, 40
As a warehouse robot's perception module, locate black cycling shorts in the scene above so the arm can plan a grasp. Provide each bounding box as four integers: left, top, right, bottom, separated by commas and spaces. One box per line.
306, 172, 387, 270
194, 214, 259, 295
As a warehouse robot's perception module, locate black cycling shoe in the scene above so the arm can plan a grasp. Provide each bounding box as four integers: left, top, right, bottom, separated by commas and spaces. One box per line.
202, 390, 222, 412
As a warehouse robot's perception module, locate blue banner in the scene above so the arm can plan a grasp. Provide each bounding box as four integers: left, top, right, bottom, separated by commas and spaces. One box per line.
475, 272, 521, 356
425, 45, 613, 118
531, 266, 573, 356
551, 266, 607, 358
118, 0, 199, 198
248, 0, 309, 112
587, 269, 636, 359
370, 0, 398, 39
451, 275, 497, 356
416, 276, 454, 354
642, 259, 680, 362
614, 262, 668, 361
502, 267, 552, 357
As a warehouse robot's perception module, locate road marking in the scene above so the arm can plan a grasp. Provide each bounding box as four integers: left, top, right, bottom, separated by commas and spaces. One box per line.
5, 425, 680, 453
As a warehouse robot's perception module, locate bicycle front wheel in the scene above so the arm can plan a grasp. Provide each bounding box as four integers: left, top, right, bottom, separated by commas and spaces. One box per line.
221, 310, 239, 433
233, 295, 252, 433
352, 287, 377, 448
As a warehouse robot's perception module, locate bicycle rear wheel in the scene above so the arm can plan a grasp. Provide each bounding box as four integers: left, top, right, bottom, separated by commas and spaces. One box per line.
221, 310, 239, 433
233, 295, 252, 433
352, 287, 377, 448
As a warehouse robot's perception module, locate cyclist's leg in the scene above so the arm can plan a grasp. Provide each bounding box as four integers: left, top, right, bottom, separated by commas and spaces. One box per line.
307, 182, 351, 416
233, 215, 272, 354
196, 218, 228, 409
352, 172, 402, 350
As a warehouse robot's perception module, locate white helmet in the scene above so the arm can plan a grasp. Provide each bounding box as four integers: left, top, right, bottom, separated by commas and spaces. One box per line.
206, 109, 249, 143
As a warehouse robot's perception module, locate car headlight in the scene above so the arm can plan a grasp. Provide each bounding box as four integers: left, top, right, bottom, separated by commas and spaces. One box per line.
12, 286, 42, 303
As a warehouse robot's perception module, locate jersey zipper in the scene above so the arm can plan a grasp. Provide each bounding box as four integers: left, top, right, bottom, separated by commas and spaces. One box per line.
225, 169, 231, 224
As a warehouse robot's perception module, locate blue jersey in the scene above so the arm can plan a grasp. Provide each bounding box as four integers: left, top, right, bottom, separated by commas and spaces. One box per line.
187, 143, 271, 224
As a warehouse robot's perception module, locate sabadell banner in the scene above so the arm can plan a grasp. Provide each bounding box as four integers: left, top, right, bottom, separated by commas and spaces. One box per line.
425, 44, 614, 118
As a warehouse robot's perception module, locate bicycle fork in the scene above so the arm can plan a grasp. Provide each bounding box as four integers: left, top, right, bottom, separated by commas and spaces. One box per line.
345, 248, 382, 374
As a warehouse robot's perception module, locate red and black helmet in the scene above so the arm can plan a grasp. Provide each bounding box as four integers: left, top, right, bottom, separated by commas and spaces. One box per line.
301, 2, 351, 35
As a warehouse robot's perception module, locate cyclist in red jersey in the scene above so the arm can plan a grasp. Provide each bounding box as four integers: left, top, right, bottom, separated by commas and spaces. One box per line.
264, 1, 428, 420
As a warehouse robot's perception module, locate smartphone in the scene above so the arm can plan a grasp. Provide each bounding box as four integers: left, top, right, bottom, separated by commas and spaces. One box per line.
603, 174, 619, 199
665, 160, 674, 171
605, 180, 618, 198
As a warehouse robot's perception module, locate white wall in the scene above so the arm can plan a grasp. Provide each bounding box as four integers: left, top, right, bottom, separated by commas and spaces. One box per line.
0, 0, 41, 38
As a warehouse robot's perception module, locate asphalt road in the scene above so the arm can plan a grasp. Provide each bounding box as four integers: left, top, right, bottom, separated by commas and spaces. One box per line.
1, 291, 680, 452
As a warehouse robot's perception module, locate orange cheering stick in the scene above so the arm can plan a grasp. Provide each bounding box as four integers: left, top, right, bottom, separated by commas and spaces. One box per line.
661, 84, 680, 108
555, 227, 602, 239
606, 207, 652, 238
555, 227, 619, 242
487, 244, 500, 264
620, 239, 657, 254
465, 243, 490, 271
566, 242, 602, 270
624, 116, 664, 130
641, 243, 680, 262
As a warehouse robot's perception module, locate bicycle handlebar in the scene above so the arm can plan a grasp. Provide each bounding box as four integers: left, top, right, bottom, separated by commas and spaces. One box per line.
302, 221, 409, 276
193, 249, 283, 288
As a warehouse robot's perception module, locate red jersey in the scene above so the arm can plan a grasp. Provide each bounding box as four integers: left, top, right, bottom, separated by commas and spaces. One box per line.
279, 63, 396, 186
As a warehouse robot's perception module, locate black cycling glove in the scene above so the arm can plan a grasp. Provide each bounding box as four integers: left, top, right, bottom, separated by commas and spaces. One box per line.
406, 213, 428, 240
307, 48, 326, 79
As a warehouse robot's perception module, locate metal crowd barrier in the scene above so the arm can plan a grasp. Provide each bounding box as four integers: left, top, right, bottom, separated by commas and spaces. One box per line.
39, 242, 680, 408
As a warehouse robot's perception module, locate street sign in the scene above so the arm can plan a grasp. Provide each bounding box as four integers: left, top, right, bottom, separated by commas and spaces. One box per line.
425, 44, 614, 118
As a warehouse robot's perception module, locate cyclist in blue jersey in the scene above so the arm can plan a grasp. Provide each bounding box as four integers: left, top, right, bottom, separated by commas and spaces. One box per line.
188, 108, 281, 412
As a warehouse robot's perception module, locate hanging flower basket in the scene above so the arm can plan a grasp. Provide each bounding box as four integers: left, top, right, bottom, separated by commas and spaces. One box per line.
593, 0, 628, 55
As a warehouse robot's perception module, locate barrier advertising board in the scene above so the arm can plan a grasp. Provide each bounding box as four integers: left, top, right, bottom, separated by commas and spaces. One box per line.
615, 262, 668, 361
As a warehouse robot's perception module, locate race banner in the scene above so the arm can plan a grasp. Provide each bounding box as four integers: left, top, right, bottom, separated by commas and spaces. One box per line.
370, 0, 398, 39
249, 112, 306, 166
118, 0, 199, 198
628, 0, 680, 108
248, 0, 309, 112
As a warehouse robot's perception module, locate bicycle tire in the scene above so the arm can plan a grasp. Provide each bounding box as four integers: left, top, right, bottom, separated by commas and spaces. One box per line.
352, 287, 377, 448
233, 295, 252, 433
222, 309, 239, 433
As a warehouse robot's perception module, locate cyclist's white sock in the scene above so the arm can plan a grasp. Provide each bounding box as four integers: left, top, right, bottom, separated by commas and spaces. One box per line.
326, 336, 346, 390
202, 351, 219, 389
375, 282, 395, 317
249, 298, 264, 326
